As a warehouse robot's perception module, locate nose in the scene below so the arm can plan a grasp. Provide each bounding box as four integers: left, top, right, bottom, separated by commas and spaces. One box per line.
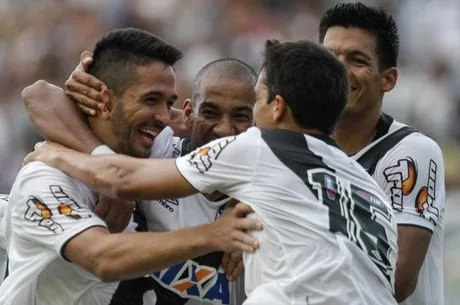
154, 104, 171, 127
213, 117, 237, 138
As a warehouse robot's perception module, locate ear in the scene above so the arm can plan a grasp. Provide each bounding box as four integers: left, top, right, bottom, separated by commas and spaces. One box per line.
99, 87, 114, 120
381, 67, 398, 93
182, 98, 194, 129
272, 95, 287, 122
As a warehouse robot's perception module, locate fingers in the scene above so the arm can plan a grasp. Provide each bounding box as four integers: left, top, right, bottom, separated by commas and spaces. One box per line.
236, 218, 262, 231
233, 202, 255, 217
228, 260, 244, 281
232, 230, 259, 251
112, 201, 135, 233
65, 71, 103, 108
77, 103, 97, 116
80, 51, 93, 70
222, 251, 243, 281
23, 152, 35, 166
222, 252, 230, 272
95, 197, 110, 220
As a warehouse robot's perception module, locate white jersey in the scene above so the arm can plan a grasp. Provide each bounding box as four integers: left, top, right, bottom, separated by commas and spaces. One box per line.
0, 162, 134, 305
0, 194, 8, 287
351, 114, 445, 305
111, 127, 246, 305
176, 127, 398, 305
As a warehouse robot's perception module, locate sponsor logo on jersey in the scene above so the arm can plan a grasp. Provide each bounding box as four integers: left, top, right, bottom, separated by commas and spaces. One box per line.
383, 157, 418, 211
384, 158, 439, 224
157, 198, 179, 212
188, 137, 237, 173
50, 185, 92, 219
24, 196, 64, 233
152, 260, 229, 305
415, 160, 439, 222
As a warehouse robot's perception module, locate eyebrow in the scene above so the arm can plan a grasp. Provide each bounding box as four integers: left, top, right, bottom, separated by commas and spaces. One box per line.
328, 48, 372, 61
199, 101, 219, 111
141, 90, 178, 101
232, 106, 253, 113
347, 50, 372, 61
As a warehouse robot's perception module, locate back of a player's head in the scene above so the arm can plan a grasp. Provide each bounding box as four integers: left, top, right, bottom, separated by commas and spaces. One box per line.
318, 2, 399, 70
88, 28, 183, 97
261, 40, 348, 135
191, 58, 257, 104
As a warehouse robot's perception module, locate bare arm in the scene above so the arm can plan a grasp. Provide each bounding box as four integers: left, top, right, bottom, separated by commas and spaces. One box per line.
66, 202, 260, 283
26, 142, 197, 200
22, 80, 102, 154
394, 226, 431, 302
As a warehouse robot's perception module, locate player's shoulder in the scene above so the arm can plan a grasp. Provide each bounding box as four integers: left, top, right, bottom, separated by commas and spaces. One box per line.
389, 125, 443, 162
13, 161, 83, 196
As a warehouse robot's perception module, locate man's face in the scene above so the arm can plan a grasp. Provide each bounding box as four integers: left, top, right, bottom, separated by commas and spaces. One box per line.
112, 61, 177, 158
322, 26, 383, 117
190, 77, 254, 147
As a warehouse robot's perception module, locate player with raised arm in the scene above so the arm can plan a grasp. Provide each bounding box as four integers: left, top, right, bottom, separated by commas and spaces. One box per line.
0, 28, 261, 305
319, 3, 445, 304
27, 40, 399, 305
22, 56, 256, 305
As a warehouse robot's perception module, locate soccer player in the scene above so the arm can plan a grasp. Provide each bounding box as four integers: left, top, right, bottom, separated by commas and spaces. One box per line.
27, 40, 399, 305
0, 28, 261, 305
319, 3, 445, 305
21, 57, 256, 305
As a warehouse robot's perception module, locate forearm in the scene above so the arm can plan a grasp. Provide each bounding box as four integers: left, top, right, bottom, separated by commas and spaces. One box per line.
50, 151, 195, 200
22, 80, 101, 153
91, 225, 216, 282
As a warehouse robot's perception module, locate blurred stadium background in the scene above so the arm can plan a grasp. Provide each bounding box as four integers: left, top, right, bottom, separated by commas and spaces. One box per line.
0, 0, 458, 303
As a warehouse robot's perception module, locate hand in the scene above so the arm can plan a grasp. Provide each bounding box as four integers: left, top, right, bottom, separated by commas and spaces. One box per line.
222, 251, 244, 281
95, 195, 135, 233
65, 51, 106, 116
23, 141, 72, 166
208, 203, 261, 253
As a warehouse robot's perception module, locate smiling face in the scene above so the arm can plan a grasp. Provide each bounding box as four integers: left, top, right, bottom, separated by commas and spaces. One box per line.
189, 77, 254, 147
111, 61, 177, 158
322, 26, 384, 118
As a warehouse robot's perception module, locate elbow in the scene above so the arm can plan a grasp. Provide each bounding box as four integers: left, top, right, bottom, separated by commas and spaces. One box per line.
22, 80, 48, 105
394, 277, 417, 302
92, 260, 122, 283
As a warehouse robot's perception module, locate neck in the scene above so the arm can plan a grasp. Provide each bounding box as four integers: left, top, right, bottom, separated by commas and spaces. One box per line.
276, 122, 326, 137
333, 109, 381, 155
88, 117, 119, 153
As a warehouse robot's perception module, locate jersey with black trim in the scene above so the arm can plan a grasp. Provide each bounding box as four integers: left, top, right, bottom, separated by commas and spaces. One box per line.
110, 127, 245, 305
351, 113, 445, 305
176, 127, 398, 305
0, 161, 138, 305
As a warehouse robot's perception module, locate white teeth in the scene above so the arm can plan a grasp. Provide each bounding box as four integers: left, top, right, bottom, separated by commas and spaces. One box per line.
139, 128, 158, 137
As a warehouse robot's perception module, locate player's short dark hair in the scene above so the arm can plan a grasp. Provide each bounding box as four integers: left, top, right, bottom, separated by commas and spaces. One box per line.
318, 2, 399, 70
261, 40, 348, 135
88, 28, 183, 97
192, 58, 257, 103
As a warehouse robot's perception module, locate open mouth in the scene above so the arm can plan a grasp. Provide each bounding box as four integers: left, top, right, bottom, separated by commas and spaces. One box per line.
137, 127, 160, 147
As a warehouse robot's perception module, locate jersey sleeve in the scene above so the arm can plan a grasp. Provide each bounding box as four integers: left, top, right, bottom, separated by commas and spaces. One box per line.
175, 128, 261, 196
10, 162, 107, 258
374, 133, 445, 232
